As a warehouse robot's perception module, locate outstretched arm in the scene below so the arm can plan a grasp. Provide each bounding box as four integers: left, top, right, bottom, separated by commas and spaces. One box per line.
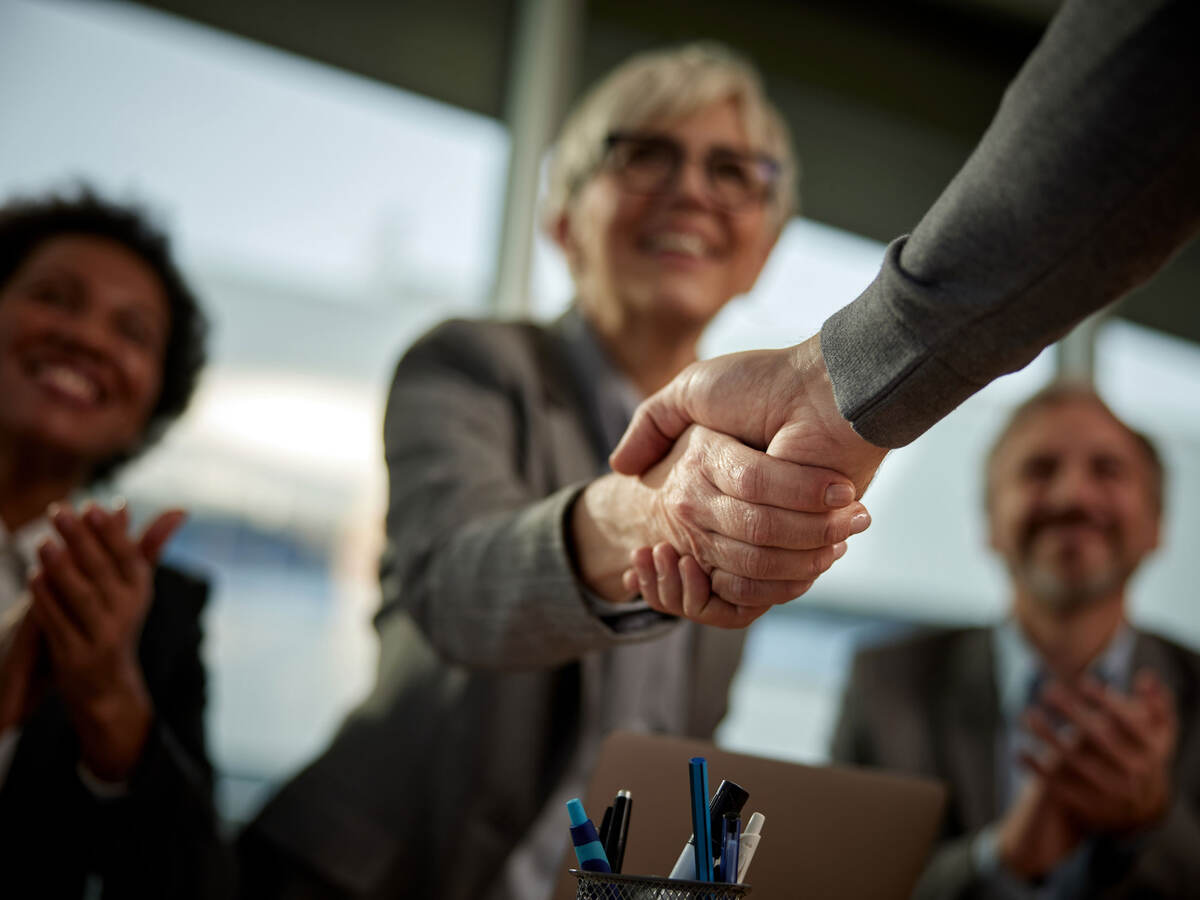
612, 0, 1198, 605
614, 0, 1200, 473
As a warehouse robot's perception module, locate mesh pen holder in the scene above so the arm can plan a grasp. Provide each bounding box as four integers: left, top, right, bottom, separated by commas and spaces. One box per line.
570, 869, 751, 899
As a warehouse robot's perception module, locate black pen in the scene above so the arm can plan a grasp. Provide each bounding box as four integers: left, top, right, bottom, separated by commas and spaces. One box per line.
606, 789, 632, 874
598, 805, 614, 849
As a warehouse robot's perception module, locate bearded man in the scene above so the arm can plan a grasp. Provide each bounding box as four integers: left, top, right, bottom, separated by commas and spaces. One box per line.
831, 383, 1200, 899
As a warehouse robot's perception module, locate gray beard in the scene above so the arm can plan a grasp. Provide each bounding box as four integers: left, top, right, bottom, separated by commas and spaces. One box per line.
1022, 561, 1127, 614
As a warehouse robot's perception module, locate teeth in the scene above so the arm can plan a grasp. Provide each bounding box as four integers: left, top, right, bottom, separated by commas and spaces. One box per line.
647, 232, 707, 258
35, 363, 100, 404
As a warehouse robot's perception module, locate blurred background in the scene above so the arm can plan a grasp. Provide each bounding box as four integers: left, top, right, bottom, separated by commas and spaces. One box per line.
3, 0, 1196, 828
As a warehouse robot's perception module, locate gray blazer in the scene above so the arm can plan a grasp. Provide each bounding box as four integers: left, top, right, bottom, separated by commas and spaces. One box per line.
239, 316, 745, 900
831, 627, 1200, 899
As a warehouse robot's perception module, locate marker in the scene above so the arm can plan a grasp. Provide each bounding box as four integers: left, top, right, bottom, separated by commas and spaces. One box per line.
566, 798, 611, 873
719, 812, 741, 883
736, 812, 765, 883
606, 789, 632, 874
668, 779, 750, 879
688, 758, 714, 882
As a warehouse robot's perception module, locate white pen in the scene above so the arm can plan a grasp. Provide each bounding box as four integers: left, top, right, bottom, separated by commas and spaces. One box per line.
736, 812, 765, 882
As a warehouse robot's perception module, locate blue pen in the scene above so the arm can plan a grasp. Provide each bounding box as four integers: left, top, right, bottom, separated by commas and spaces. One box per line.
688, 757, 714, 882
720, 812, 741, 884
566, 798, 612, 873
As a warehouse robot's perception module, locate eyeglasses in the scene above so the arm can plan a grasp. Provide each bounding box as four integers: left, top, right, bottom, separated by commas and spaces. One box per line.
601, 131, 780, 211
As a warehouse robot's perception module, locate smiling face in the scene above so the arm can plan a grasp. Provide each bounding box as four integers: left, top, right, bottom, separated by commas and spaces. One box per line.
0, 234, 169, 472
986, 397, 1161, 614
555, 99, 778, 333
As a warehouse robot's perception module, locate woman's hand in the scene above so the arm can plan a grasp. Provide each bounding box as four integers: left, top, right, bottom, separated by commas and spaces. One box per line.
28, 503, 185, 781
572, 424, 869, 623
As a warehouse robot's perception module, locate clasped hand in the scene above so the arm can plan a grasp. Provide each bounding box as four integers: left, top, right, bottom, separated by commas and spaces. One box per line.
575, 417, 870, 628
0, 503, 185, 781
998, 671, 1177, 879
605, 337, 887, 626
1023, 672, 1176, 834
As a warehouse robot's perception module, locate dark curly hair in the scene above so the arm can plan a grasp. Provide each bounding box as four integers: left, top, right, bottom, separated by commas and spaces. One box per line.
0, 188, 208, 482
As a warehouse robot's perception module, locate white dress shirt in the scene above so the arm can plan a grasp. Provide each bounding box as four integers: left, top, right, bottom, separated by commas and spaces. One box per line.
0, 515, 53, 788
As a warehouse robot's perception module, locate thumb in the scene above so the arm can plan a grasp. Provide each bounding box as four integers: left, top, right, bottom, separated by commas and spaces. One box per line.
138, 509, 188, 565
609, 385, 694, 476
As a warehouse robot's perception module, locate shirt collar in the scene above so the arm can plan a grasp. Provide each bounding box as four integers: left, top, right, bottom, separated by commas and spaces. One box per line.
993, 617, 1136, 721
0, 515, 54, 579
0, 514, 55, 620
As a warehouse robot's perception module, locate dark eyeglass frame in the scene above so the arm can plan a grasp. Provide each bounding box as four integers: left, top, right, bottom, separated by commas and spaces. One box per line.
601, 131, 781, 210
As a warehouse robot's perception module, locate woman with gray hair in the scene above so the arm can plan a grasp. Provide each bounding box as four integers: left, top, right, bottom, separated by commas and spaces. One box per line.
239, 43, 870, 900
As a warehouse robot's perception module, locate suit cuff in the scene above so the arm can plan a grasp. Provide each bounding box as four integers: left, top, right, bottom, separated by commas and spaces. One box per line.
583, 591, 676, 634
971, 824, 1001, 876
971, 825, 1053, 899
77, 760, 129, 799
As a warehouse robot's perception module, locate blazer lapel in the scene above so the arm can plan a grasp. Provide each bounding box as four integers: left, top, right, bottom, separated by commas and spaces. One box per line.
1131, 630, 1197, 785
938, 630, 1000, 831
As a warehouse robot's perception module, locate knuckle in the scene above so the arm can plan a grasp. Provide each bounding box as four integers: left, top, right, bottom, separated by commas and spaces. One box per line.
823, 515, 848, 546
742, 508, 773, 548
669, 496, 700, 528
809, 546, 834, 578
728, 458, 762, 501
742, 549, 773, 581
723, 574, 757, 604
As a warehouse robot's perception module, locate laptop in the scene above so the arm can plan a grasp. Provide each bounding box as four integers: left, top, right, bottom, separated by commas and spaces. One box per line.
551, 731, 946, 900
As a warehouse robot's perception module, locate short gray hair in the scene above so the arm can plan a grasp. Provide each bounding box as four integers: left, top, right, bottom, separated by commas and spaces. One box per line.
984, 381, 1166, 514
543, 42, 798, 230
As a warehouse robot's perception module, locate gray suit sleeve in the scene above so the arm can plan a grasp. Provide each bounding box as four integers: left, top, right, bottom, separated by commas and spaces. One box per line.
821, 0, 1200, 448
378, 322, 673, 670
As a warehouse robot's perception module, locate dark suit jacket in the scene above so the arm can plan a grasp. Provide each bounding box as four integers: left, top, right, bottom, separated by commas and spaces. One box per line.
238, 316, 746, 900
0, 565, 232, 899
831, 626, 1200, 899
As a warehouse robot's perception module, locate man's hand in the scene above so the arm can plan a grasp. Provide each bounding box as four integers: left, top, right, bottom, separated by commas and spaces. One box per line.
610, 336, 888, 495
996, 775, 1083, 880
1023, 672, 1176, 835
573, 424, 870, 626
28, 503, 185, 782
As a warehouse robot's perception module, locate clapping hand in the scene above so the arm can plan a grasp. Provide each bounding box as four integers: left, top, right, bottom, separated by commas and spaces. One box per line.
27, 502, 186, 781
1022, 671, 1176, 835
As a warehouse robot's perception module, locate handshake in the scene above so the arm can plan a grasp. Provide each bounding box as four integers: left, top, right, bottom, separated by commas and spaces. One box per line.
573, 335, 889, 629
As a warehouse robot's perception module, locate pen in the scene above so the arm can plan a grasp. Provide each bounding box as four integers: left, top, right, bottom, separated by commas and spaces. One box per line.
668, 779, 750, 880
598, 805, 614, 849
736, 811, 765, 883
688, 758, 714, 882
606, 789, 632, 874
719, 812, 740, 884
566, 798, 612, 873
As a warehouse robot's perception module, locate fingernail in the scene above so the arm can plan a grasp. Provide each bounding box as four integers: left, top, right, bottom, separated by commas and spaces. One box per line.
85, 507, 104, 526
849, 511, 871, 535
832, 541, 848, 561
824, 484, 855, 508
